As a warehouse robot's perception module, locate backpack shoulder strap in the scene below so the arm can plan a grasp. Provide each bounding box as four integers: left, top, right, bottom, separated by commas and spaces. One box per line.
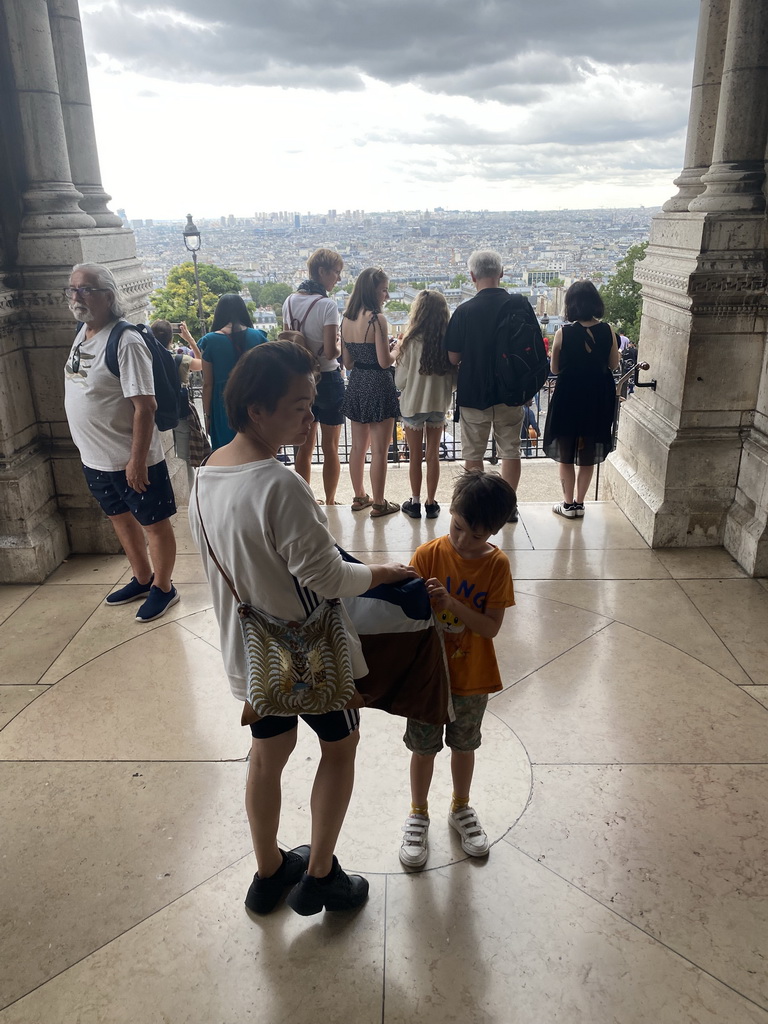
291, 294, 324, 333
104, 319, 134, 378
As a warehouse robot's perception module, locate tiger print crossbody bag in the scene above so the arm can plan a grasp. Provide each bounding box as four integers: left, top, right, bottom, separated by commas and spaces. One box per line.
194, 477, 356, 718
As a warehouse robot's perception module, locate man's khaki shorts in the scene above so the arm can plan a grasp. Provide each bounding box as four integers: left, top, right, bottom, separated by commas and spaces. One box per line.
460, 404, 524, 460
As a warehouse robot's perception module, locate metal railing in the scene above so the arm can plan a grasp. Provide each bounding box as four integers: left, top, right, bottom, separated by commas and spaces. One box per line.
189, 365, 655, 477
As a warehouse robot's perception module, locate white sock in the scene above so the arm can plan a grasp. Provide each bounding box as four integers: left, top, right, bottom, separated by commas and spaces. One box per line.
412, 496, 420, 504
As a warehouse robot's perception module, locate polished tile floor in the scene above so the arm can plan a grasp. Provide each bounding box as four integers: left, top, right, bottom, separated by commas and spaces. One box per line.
1, 502, 767, 1024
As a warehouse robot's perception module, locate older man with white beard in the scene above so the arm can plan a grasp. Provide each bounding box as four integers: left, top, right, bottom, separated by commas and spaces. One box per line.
63, 262, 179, 621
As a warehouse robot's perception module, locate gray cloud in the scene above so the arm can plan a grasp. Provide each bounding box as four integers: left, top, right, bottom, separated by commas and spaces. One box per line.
82, 0, 698, 200
83, 0, 699, 100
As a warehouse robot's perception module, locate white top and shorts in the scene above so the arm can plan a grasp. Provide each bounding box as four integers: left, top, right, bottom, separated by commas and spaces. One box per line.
63, 320, 176, 525
282, 293, 345, 426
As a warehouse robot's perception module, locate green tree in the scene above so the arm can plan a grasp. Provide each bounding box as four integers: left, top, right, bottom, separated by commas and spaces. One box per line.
450, 273, 468, 289
410, 280, 427, 290
386, 299, 411, 313
548, 276, 565, 288
150, 262, 243, 338
600, 242, 648, 342
260, 283, 292, 308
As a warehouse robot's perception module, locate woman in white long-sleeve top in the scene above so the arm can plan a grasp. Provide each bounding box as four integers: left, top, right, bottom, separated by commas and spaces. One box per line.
189, 340, 416, 917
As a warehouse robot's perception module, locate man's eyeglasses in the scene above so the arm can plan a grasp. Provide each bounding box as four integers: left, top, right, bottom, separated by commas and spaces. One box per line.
64, 286, 109, 299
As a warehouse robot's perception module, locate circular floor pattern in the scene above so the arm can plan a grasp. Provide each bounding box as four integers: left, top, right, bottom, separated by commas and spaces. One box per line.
273, 705, 533, 876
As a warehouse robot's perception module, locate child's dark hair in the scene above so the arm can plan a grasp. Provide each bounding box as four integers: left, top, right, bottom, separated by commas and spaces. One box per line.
450, 471, 516, 534
224, 340, 317, 432
150, 319, 173, 347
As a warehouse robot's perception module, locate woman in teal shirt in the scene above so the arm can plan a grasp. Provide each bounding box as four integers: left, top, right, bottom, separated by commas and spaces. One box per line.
201, 294, 267, 449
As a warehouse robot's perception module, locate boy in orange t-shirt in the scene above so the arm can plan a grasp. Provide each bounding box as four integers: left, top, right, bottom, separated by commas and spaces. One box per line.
400, 471, 516, 868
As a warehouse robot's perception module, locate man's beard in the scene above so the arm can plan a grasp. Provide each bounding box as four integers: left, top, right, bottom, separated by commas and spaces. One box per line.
69, 302, 93, 322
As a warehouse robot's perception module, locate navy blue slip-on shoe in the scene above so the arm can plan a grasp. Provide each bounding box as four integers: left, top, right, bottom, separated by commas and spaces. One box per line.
135, 584, 179, 622
424, 502, 440, 520
245, 845, 311, 915
105, 575, 153, 606
286, 856, 369, 916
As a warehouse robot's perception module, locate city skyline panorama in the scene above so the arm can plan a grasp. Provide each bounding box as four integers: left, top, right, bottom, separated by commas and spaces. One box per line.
81, 0, 700, 218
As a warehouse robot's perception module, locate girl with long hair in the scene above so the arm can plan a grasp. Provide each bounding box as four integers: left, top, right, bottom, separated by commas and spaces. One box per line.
341, 268, 400, 518
200, 293, 267, 450
394, 290, 455, 519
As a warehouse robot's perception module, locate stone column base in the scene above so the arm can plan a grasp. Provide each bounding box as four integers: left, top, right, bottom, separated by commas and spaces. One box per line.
0, 451, 69, 582
723, 427, 768, 576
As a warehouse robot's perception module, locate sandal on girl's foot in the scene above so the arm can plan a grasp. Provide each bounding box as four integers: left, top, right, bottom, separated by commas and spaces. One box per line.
351, 494, 373, 511
370, 500, 400, 518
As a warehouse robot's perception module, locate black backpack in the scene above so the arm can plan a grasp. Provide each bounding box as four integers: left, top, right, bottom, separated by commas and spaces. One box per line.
493, 296, 549, 406
103, 320, 183, 432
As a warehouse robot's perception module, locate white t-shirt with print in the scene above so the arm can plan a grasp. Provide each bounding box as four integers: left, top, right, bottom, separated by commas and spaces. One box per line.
282, 293, 340, 372
64, 320, 165, 472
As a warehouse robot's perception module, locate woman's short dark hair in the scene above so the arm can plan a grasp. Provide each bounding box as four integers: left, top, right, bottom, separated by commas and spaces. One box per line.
450, 470, 516, 535
344, 267, 388, 320
564, 280, 604, 322
150, 319, 173, 347
212, 293, 254, 332
224, 341, 317, 432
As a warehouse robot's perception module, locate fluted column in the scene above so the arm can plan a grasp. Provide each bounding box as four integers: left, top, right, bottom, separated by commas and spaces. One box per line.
4, 0, 94, 230
47, 0, 123, 227
689, 0, 768, 212
663, 0, 729, 212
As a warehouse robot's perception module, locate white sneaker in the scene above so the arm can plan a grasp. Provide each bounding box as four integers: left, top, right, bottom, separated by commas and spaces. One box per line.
399, 814, 430, 868
448, 806, 490, 857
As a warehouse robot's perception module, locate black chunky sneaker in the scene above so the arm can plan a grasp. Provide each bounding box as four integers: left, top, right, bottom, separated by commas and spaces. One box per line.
286, 857, 369, 916
401, 498, 421, 519
245, 845, 311, 914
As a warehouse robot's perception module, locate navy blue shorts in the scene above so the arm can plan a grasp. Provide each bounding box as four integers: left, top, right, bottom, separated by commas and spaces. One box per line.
312, 369, 345, 426
82, 461, 177, 526
249, 707, 361, 742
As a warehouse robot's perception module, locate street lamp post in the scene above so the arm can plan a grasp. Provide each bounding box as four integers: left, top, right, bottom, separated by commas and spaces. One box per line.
182, 213, 205, 335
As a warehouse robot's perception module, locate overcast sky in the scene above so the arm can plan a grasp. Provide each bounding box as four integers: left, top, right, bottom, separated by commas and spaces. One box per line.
80, 0, 700, 218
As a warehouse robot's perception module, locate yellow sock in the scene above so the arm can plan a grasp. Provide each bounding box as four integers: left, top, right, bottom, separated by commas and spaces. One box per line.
451, 793, 470, 813
411, 802, 429, 818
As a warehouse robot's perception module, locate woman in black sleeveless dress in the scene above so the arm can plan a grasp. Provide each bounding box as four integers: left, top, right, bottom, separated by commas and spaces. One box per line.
542, 280, 619, 519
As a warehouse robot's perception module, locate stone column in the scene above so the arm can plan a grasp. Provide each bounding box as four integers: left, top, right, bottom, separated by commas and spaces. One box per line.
605, 0, 768, 575
3, 0, 94, 232
663, 0, 729, 213
47, 0, 123, 227
689, 0, 768, 212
